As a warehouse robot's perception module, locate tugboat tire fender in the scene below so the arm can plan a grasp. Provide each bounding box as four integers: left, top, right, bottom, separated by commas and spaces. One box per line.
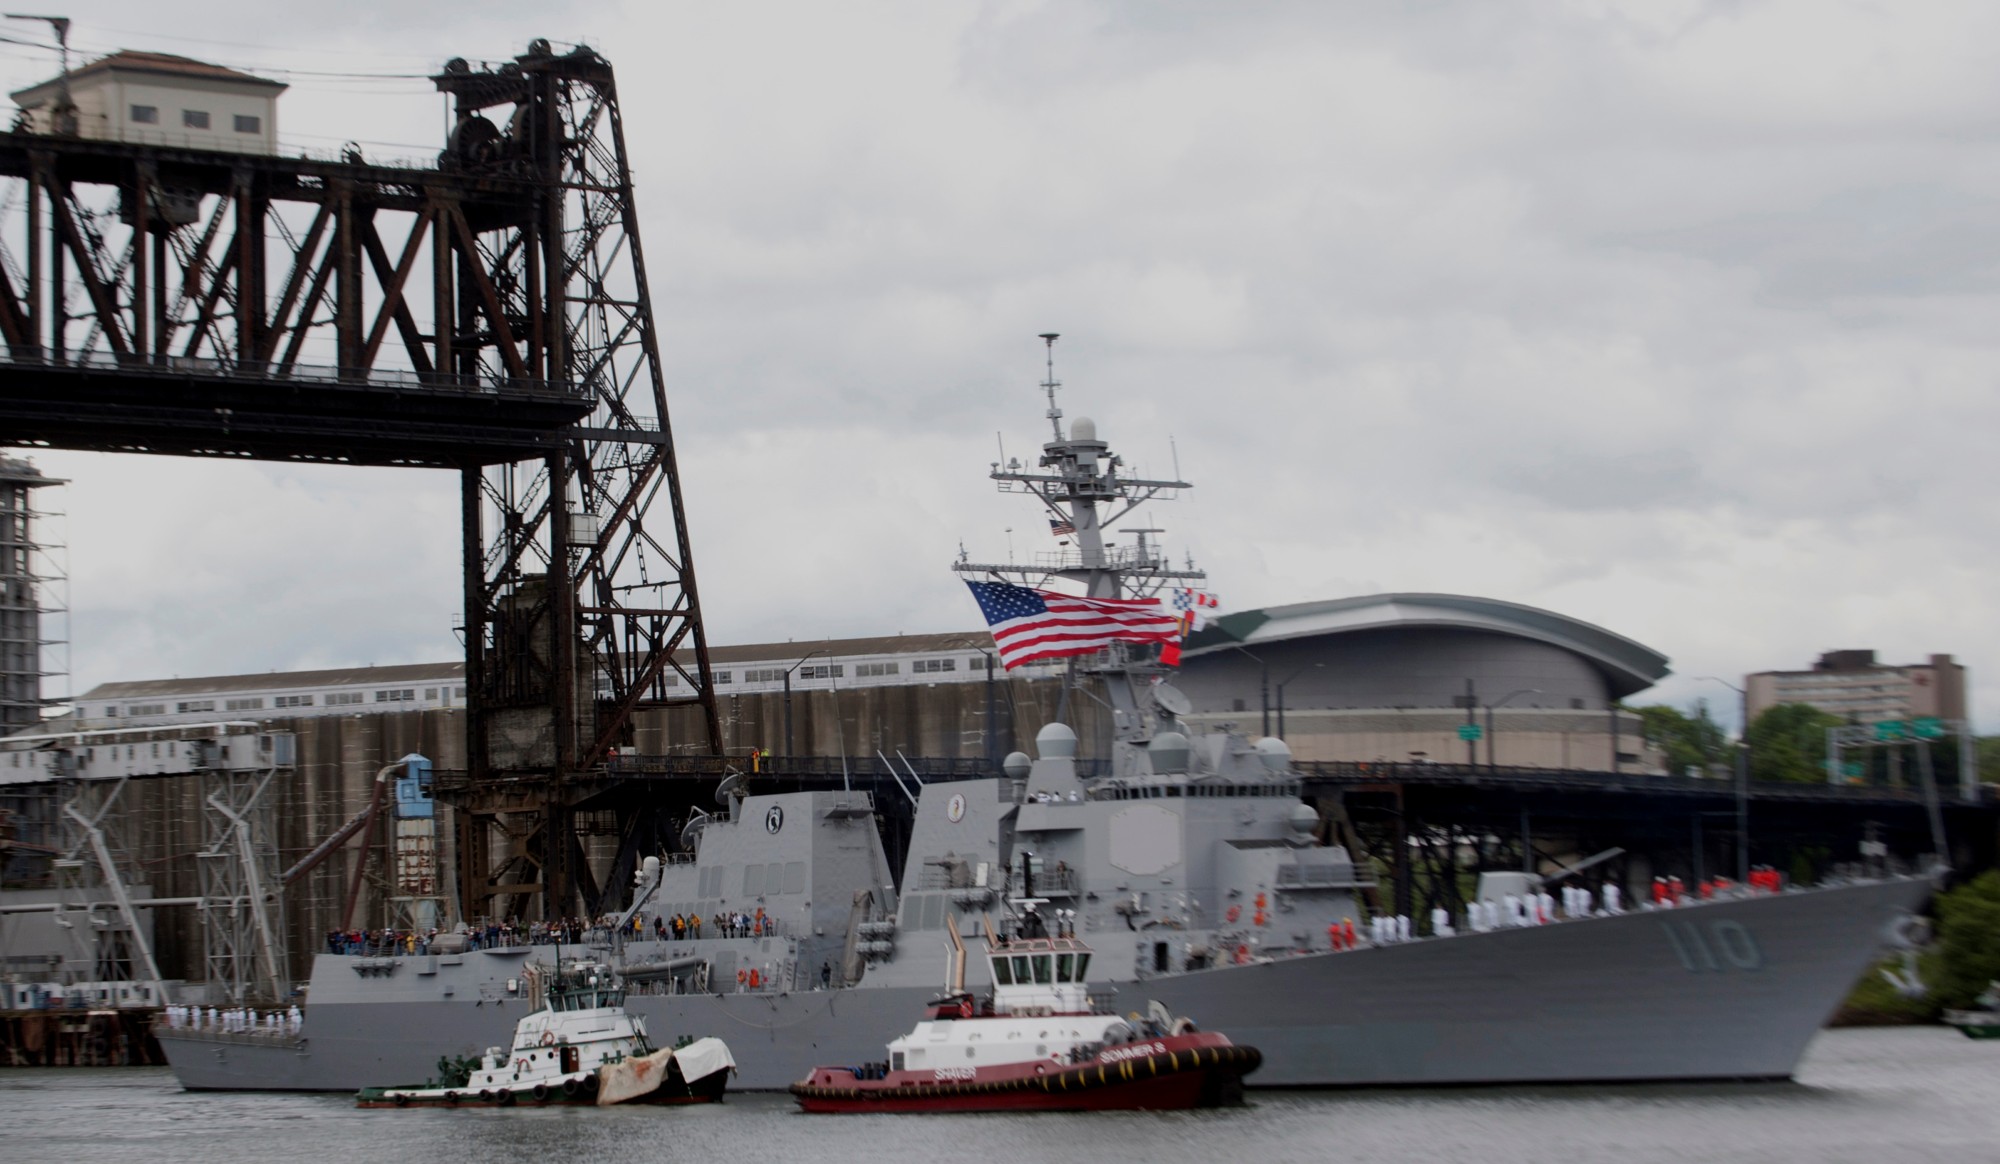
443, 1091, 459, 1104
532, 1083, 550, 1102
393, 1094, 408, 1107
478, 1089, 493, 1102
562, 1078, 582, 1098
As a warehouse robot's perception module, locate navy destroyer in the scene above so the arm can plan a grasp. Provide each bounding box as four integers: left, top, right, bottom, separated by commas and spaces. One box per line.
159, 342, 1934, 1092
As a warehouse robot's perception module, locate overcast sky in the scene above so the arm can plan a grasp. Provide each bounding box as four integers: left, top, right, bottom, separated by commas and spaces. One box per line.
6, 1, 1997, 731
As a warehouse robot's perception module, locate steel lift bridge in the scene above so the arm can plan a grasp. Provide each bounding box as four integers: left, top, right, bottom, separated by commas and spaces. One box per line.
0, 41, 722, 923
0, 723, 294, 1005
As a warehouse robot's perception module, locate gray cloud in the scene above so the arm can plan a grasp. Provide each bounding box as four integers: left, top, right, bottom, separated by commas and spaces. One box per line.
10, 1, 2000, 729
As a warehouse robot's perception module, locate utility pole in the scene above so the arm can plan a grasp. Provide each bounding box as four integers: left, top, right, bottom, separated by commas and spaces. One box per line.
1464, 678, 1478, 767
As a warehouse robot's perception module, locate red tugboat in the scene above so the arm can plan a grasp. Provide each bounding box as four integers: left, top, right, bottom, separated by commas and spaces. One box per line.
792, 919, 1259, 1113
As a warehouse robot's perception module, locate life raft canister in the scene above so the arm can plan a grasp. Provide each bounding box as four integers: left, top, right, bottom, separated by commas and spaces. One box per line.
749, 968, 762, 989
1234, 943, 1251, 964
737, 969, 747, 985
1226, 905, 1241, 924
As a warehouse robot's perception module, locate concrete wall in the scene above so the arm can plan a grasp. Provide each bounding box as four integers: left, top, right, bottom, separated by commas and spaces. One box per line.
1178, 628, 1615, 716
631, 673, 1104, 763
1195, 707, 1662, 772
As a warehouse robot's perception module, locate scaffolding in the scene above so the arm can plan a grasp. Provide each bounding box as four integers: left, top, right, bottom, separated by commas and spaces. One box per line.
0, 723, 295, 1004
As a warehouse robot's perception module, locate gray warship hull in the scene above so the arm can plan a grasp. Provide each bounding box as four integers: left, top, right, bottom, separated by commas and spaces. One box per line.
160, 875, 1927, 1091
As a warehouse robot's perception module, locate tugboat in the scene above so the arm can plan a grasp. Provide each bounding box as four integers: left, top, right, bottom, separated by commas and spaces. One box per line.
356, 961, 734, 1108
792, 913, 1259, 1112
1944, 981, 2000, 1039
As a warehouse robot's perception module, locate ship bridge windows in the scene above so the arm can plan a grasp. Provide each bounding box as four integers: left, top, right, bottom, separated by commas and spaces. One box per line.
1031, 955, 1052, 985
991, 956, 1013, 985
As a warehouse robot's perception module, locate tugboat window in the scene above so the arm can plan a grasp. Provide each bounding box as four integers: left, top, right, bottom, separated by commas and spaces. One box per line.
1032, 956, 1053, 985
1056, 953, 1075, 981
1012, 956, 1030, 981
992, 958, 1013, 985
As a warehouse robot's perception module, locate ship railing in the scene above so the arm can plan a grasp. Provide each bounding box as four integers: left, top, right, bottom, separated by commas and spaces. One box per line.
1029, 868, 1082, 897
1274, 864, 1370, 890
910, 864, 1014, 895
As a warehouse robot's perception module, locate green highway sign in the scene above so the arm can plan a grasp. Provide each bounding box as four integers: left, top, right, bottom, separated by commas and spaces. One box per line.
1912, 717, 1945, 739
1457, 723, 1483, 742
1874, 720, 1907, 741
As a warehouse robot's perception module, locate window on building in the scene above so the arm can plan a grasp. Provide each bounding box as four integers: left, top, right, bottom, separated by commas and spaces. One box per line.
424, 688, 438, 699
374, 689, 417, 702
798, 664, 844, 680
856, 662, 899, 678
453, 686, 466, 697
130, 104, 158, 124
182, 109, 210, 129
177, 700, 216, 714
233, 114, 261, 134
274, 694, 313, 709
103, 706, 119, 717
128, 703, 166, 716
742, 668, 784, 684
914, 658, 956, 674
327, 692, 365, 706
223, 697, 263, 711
712, 671, 732, 684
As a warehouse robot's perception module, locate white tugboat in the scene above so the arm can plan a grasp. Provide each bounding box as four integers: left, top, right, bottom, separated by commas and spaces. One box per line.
356, 961, 733, 1108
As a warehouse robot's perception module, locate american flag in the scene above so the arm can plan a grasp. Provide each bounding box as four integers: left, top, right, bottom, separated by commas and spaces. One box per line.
965, 581, 1180, 669
1048, 516, 1076, 537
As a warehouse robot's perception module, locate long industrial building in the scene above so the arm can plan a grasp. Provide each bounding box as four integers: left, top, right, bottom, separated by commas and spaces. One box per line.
67, 595, 1668, 772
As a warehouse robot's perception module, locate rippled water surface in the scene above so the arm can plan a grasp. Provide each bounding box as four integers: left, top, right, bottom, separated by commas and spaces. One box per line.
5, 1028, 1996, 1164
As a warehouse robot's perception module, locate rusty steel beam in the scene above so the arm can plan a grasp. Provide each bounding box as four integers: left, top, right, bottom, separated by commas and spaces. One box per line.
0, 40, 725, 923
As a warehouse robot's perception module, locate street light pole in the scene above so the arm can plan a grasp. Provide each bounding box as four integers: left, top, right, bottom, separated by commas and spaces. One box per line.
946, 637, 1003, 766
1464, 678, 1478, 767
1228, 645, 1270, 737
1484, 688, 1544, 771
1699, 676, 1751, 883
783, 646, 831, 760
1274, 663, 1322, 740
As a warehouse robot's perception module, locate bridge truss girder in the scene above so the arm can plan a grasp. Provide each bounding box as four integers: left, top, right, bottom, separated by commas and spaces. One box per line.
0, 41, 723, 924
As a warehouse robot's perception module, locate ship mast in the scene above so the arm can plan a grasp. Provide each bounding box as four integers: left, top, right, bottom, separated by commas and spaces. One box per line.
953, 334, 1204, 601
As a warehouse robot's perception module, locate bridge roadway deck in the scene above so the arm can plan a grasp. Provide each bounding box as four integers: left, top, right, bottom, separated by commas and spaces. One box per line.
589, 752, 1993, 810
0, 350, 593, 467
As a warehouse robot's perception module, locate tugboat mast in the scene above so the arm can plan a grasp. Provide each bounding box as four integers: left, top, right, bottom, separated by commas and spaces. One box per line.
954, 335, 1204, 601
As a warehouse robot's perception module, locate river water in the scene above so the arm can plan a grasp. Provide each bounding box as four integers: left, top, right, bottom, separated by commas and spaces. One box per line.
3, 1027, 1993, 1164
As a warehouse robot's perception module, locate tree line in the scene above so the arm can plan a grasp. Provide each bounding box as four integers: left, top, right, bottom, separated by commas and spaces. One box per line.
1637, 700, 1990, 786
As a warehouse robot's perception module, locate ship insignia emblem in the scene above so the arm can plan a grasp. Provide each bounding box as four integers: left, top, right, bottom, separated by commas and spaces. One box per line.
947, 793, 966, 823
765, 805, 784, 834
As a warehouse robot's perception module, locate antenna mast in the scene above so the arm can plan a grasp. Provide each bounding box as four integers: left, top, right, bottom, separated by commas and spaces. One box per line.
1040, 333, 1064, 442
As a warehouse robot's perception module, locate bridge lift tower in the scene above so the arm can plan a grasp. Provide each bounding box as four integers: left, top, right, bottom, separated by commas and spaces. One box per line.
0, 40, 722, 922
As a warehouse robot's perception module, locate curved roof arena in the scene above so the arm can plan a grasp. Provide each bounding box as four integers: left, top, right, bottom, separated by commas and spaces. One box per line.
1183, 592, 1671, 699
